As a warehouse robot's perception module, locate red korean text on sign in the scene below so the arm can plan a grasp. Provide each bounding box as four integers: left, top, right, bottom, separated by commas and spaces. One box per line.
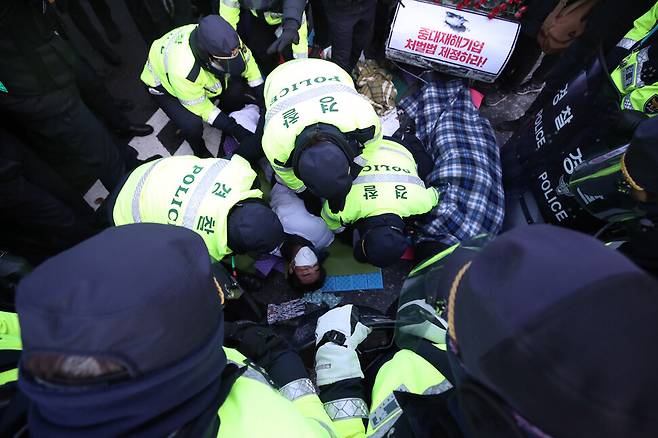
406, 27, 488, 68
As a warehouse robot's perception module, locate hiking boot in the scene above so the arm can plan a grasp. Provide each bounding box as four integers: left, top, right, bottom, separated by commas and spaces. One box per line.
516, 81, 544, 95
484, 90, 509, 107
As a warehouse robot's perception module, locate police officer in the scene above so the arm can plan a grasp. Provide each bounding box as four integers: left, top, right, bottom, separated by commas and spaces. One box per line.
263, 58, 382, 213
610, 2, 658, 116
322, 0, 377, 74
314, 225, 658, 437
141, 15, 265, 158
320, 138, 439, 267
0, 0, 126, 195
110, 155, 284, 261
6, 224, 338, 437
218, 0, 308, 75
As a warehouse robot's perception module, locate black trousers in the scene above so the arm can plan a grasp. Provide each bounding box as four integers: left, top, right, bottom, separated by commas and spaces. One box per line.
0, 129, 98, 265
149, 79, 255, 157
364, 0, 397, 61
65, 0, 119, 60
322, 0, 377, 74
0, 86, 126, 194
238, 11, 294, 76
498, 34, 559, 91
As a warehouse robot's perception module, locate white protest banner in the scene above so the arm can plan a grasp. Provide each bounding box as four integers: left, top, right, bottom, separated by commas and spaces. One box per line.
386, 0, 520, 82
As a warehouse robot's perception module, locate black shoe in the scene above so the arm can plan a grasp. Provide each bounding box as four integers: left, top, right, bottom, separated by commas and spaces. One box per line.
115, 99, 135, 112
495, 118, 524, 132
116, 124, 154, 137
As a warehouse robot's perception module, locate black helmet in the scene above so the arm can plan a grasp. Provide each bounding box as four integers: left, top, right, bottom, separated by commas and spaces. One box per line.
292, 123, 361, 207
354, 214, 408, 267
227, 200, 285, 255
190, 16, 247, 77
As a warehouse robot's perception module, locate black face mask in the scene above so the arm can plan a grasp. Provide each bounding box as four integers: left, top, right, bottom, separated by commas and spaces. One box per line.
209, 54, 246, 78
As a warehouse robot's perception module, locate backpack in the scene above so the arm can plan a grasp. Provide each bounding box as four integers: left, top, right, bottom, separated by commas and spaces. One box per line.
537, 0, 599, 54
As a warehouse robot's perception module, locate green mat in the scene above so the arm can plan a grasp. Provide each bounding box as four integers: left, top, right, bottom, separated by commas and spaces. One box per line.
232, 239, 379, 277
323, 240, 380, 276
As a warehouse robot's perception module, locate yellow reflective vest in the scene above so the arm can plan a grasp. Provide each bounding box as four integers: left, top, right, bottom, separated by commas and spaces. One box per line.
326, 347, 450, 438
262, 59, 382, 191
321, 139, 439, 230
0, 311, 21, 386
140, 24, 263, 125
611, 2, 658, 115
112, 155, 262, 261
0, 312, 337, 438
218, 0, 309, 59
221, 348, 338, 437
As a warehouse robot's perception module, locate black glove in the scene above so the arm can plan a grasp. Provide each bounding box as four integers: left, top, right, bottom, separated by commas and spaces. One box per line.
296, 189, 323, 216
227, 124, 253, 143
251, 83, 265, 109
216, 114, 253, 143
328, 195, 346, 214
224, 322, 291, 369
266, 19, 300, 55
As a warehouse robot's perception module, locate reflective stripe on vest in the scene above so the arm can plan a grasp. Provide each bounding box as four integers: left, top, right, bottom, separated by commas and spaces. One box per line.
368, 380, 453, 437
145, 60, 162, 87
228, 359, 274, 387
132, 159, 164, 222
265, 82, 359, 126
163, 29, 182, 79
279, 378, 317, 401
353, 173, 426, 187
617, 37, 637, 50
323, 397, 369, 421
365, 349, 449, 437
181, 159, 229, 229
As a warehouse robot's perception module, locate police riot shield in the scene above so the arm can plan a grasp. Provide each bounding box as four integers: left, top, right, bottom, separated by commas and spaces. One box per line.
568, 144, 647, 223
393, 237, 489, 353
501, 52, 620, 234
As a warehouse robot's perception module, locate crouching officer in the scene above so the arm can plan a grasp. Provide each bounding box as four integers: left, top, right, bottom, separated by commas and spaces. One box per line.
110, 155, 284, 261
2, 224, 338, 436
610, 2, 658, 116
315, 225, 658, 437
219, 0, 308, 75
320, 139, 439, 267
141, 15, 265, 158
262, 58, 382, 213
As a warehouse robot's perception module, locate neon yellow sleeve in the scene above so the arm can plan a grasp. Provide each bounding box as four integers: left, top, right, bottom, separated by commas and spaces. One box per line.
623, 3, 658, 42
242, 43, 264, 87
321, 202, 343, 231
292, 13, 309, 59
218, 0, 241, 29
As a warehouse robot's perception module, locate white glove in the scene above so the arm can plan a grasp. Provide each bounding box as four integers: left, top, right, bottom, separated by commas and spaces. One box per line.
314, 305, 372, 386
397, 299, 447, 344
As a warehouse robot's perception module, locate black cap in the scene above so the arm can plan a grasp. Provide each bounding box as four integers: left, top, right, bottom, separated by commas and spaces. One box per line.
227, 201, 285, 254
16, 224, 223, 375
445, 224, 658, 437
297, 141, 352, 200
624, 117, 658, 193
194, 15, 239, 57
355, 214, 407, 268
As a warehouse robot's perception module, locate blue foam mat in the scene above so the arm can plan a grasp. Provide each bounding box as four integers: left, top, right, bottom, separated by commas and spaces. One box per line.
320, 271, 384, 292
